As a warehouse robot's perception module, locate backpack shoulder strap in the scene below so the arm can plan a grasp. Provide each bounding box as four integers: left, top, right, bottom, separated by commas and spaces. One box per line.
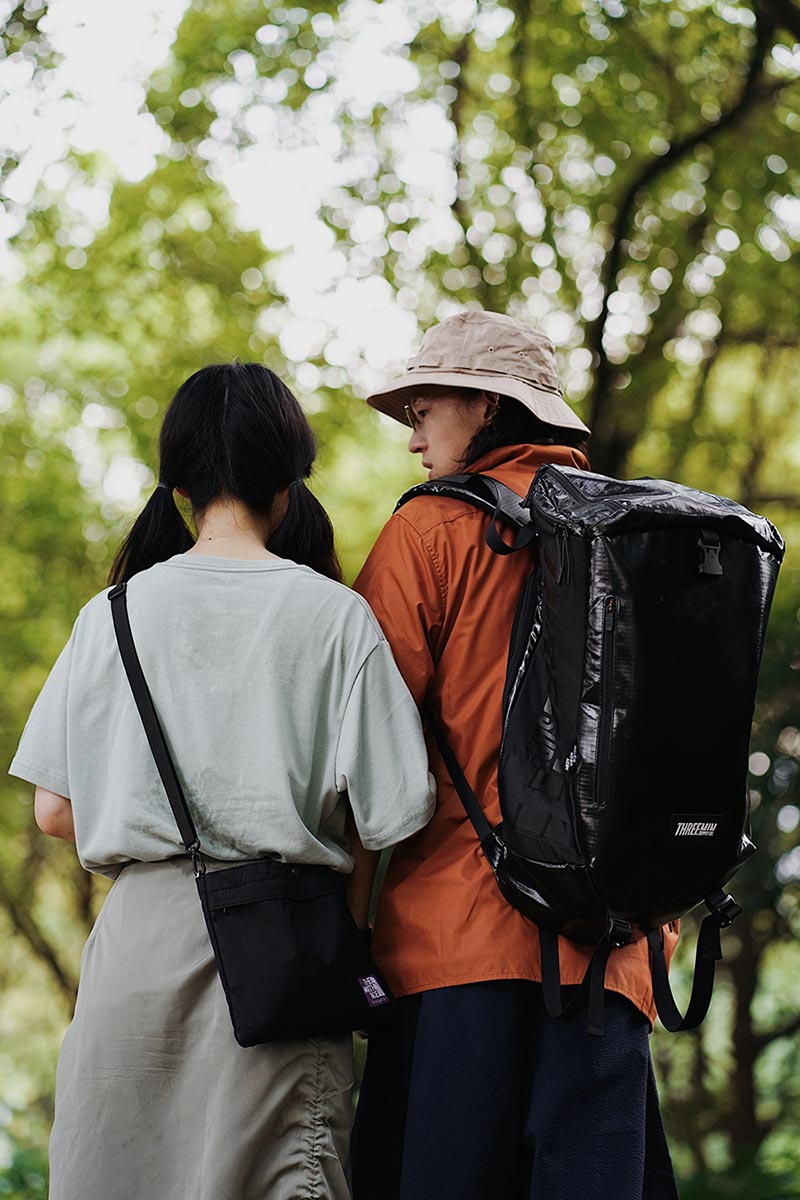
395, 473, 537, 556
428, 717, 495, 849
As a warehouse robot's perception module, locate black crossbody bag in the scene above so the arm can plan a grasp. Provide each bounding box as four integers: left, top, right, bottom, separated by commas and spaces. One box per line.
108, 581, 392, 1046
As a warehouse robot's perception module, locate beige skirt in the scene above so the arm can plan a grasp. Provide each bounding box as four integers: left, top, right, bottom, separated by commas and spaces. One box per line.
49, 859, 353, 1200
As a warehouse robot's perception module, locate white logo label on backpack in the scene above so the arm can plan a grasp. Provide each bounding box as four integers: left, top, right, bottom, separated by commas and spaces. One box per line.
671, 814, 723, 838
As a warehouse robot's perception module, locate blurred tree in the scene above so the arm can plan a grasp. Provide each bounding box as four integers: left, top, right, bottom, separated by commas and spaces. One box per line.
1, 0, 799, 1190
0, 0, 57, 190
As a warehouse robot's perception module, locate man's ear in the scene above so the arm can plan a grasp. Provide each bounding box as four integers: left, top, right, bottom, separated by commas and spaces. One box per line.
483, 391, 500, 423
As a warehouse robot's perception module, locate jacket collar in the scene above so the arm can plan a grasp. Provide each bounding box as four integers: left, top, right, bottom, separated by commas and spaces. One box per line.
463, 443, 590, 495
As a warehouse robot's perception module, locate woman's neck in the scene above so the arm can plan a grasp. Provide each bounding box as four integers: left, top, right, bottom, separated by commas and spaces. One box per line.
183, 497, 281, 561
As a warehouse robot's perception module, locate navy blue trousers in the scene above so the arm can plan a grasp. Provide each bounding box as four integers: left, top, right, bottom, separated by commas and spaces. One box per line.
352, 982, 678, 1200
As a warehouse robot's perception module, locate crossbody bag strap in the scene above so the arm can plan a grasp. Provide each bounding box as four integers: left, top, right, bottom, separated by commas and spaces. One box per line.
108, 582, 205, 873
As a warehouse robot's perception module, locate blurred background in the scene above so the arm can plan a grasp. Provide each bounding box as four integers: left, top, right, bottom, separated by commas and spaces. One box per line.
1, 0, 799, 1195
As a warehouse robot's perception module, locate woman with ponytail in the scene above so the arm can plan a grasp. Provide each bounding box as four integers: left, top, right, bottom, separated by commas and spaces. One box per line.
108, 361, 342, 583
9, 362, 435, 1200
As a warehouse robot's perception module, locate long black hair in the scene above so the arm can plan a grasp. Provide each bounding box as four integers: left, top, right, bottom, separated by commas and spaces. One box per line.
462, 392, 590, 467
109, 362, 341, 584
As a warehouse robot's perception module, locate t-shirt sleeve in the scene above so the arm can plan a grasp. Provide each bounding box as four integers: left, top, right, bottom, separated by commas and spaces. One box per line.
334, 640, 436, 851
8, 620, 78, 798
353, 512, 444, 708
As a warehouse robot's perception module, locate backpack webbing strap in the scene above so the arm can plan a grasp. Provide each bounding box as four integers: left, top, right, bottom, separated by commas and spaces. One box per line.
108, 582, 204, 870
539, 915, 632, 1038
396, 474, 537, 556
646, 891, 741, 1032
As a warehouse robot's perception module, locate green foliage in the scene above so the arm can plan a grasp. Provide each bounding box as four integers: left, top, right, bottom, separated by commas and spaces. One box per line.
680, 1160, 800, 1200
0, 1140, 48, 1200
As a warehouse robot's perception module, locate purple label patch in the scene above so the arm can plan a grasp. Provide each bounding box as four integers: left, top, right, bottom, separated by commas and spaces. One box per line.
359, 975, 390, 1008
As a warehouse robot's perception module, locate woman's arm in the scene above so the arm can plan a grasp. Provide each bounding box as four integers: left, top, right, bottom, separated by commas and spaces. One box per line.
34, 786, 76, 842
344, 804, 380, 929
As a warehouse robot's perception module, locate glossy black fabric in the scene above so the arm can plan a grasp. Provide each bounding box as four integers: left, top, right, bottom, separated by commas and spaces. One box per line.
498, 465, 784, 936
352, 981, 678, 1200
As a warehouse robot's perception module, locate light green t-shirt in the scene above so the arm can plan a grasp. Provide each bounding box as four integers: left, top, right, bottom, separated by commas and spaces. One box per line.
9, 554, 436, 878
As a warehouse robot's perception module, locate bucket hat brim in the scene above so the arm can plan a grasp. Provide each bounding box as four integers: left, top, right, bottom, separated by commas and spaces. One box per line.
367, 368, 591, 434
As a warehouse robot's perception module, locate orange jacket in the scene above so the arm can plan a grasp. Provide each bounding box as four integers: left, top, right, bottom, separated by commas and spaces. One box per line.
354, 443, 678, 1023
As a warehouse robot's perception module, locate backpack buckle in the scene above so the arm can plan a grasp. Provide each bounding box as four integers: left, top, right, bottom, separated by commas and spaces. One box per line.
697, 530, 723, 576
705, 891, 741, 927
606, 913, 632, 947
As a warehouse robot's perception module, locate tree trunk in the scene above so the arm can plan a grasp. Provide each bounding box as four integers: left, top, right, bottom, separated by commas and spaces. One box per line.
726, 918, 765, 1154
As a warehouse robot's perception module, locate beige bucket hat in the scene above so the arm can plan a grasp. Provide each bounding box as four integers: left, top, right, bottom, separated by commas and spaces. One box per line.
367, 309, 590, 434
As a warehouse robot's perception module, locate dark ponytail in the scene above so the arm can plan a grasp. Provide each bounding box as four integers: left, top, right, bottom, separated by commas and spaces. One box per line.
267, 481, 342, 582
109, 362, 341, 584
108, 486, 194, 584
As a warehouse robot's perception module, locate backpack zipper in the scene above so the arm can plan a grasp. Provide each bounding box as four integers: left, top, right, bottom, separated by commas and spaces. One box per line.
549, 468, 586, 505
596, 595, 617, 807
529, 470, 583, 537
557, 527, 571, 584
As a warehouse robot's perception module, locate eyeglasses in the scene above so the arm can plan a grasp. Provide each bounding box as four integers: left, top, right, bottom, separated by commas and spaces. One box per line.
403, 403, 420, 430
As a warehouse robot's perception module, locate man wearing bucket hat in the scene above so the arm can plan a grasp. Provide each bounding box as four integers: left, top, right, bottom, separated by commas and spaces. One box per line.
366, 308, 589, 435
351, 310, 678, 1200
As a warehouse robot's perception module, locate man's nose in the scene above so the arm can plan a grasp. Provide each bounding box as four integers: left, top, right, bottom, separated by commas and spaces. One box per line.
408, 429, 425, 454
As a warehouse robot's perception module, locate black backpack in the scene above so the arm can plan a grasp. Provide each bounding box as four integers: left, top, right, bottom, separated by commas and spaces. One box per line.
396, 465, 784, 1035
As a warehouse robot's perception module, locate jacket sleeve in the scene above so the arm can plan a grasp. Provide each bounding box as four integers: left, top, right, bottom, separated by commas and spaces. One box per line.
353, 511, 445, 709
